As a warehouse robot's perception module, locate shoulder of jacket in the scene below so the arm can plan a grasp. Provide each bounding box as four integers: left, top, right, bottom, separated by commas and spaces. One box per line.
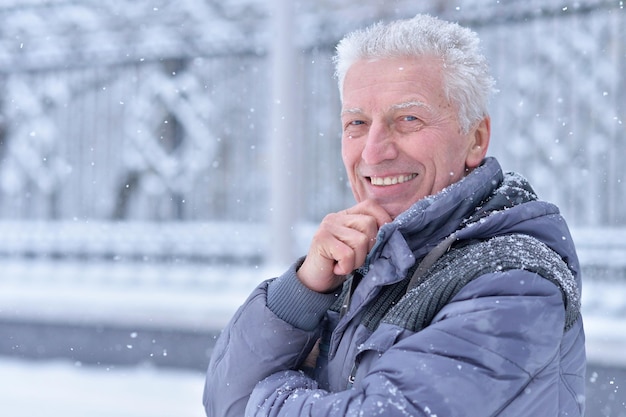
383, 233, 581, 332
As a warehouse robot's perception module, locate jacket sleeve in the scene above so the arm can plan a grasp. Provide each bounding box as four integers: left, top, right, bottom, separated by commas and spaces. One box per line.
244, 269, 571, 417
203, 261, 340, 417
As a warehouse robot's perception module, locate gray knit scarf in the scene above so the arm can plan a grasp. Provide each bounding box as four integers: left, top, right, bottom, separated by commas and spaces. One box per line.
342, 233, 580, 334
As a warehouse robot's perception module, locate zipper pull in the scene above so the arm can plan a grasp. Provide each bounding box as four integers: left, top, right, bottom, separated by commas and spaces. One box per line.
347, 362, 358, 389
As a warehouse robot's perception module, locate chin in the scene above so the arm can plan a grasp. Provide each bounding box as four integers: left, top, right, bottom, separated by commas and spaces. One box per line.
383, 199, 423, 219
380, 204, 406, 220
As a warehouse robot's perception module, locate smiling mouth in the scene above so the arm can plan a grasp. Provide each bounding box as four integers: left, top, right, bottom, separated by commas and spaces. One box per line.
369, 173, 417, 186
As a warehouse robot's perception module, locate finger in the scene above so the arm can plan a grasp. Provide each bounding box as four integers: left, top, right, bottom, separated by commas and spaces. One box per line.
298, 234, 356, 291
326, 232, 366, 275
328, 213, 379, 245
344, 200, 392, 228
314, 226, 355, 263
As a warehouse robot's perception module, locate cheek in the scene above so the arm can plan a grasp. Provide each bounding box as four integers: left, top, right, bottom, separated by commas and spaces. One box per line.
423, 143, 464, 187
341, 141, 359, 171
340, 146, 350, 172
438, 136, 468, 167
437, 155, 463, 181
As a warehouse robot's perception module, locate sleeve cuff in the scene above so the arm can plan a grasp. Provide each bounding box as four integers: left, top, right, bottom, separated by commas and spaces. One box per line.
267, 258, 342, 331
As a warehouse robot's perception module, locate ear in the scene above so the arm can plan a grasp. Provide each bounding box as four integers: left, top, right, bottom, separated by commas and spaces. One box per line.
465, 116, 490, 169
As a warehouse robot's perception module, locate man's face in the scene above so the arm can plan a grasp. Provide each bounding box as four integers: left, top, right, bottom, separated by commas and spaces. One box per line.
340, 56, 489, 219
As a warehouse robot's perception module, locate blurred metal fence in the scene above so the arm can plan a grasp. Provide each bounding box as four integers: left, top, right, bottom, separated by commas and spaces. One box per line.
0, 0, 624, 265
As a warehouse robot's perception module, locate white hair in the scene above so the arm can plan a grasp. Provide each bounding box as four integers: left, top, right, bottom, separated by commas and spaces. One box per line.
333, 14, 496, 133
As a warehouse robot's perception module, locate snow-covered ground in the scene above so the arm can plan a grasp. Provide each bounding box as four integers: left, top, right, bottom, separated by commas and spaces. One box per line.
0, 276, 624, 417
0, 357, 206, 417
0, 259, 253, 417
0, 225, 624, 416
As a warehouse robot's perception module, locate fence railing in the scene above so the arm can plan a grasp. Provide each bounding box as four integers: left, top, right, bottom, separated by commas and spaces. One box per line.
0, 0, 623, 228
0, 221, 267, 264
1, 220, 624, 281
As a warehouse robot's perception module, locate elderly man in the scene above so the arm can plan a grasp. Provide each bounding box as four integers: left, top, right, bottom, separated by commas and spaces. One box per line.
203, 14, 586, 417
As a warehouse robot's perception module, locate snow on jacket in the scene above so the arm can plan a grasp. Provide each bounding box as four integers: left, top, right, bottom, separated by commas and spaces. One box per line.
203, 157, 586, 417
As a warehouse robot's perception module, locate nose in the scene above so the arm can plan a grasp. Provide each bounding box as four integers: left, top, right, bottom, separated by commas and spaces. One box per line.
361, 121, 398, 165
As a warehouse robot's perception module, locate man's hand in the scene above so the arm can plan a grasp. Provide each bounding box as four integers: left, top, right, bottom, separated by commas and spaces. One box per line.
297, 200, 392, 293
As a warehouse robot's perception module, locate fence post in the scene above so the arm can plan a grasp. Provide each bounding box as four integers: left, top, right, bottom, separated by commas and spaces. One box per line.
268, 0, 299, 267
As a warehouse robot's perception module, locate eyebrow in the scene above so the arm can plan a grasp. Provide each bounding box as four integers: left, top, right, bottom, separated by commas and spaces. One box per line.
341, 100, 433, 117
341, 107, 364, 117
390, 100, 433, 112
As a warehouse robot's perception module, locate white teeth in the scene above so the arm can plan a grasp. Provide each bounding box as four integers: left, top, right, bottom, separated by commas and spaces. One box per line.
370, 173, 417, 186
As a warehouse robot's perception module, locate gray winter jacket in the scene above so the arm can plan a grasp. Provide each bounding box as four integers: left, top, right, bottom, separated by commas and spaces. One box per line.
203, 157, 586, 417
